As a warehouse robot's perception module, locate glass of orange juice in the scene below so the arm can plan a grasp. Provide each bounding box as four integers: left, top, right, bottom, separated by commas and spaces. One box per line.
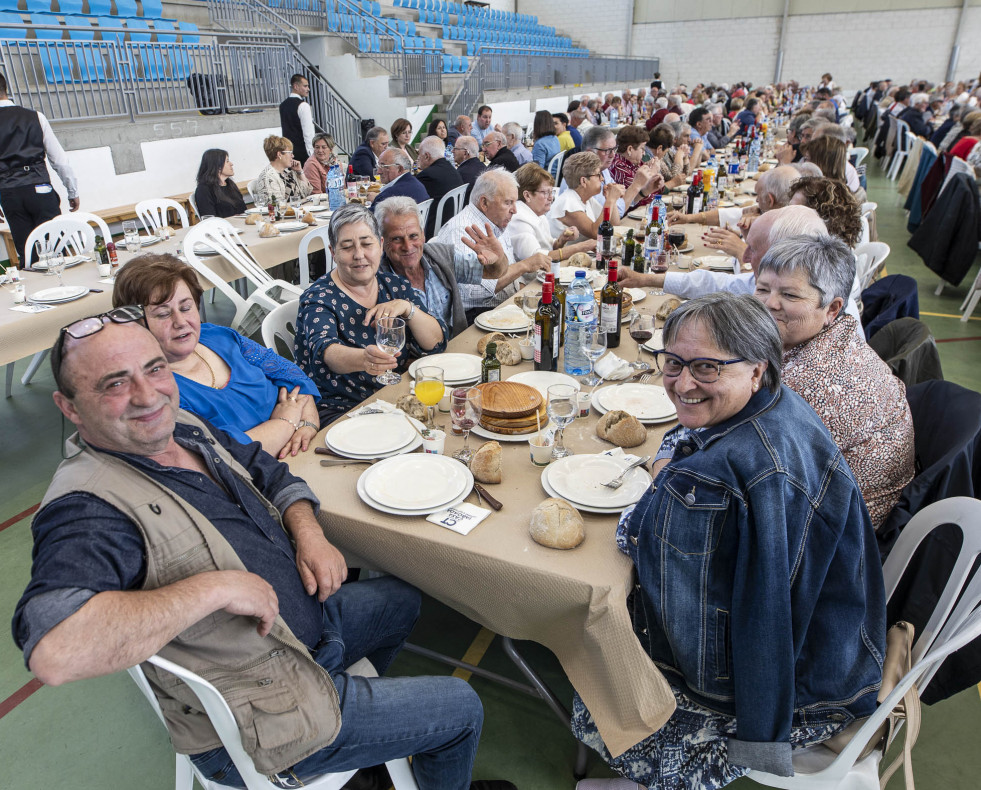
414, 366, 445, 431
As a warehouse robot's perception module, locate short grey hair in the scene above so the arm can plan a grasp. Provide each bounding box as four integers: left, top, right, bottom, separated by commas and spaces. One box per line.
455, 135, 479, 158
485, 130, 507, 146
768, 204, 827, 244
382, 147, 412, 171
417, 135, 445, 160
788, 113, 811, 136
470, 167, 517, 207
365, 126, 387, 143
792, 161, 824, 178
454, 114, 471, 130
655, 96, 668, 109
801, 118, 830, 134
911, 92, 930, 106
563, 151, 601, 188
328, 203, 379, 248
582, 125, 615, 150
662, 292, 782, 393
757, 234, 855, 308
757, 165, 798, 208
502, 122, 523, 143
374, 195, 422, 235
667, 94, 682, 107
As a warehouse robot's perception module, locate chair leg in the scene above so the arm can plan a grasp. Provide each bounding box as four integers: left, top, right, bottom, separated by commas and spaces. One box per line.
935, 281, 946, 297
175, 753, 195, 790
385, 756, 421, 790
962, 290, 981, 323
20, 350, 49, 386
5, 362, 15, 398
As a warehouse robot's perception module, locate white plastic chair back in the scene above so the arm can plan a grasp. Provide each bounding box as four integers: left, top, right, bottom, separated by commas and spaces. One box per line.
853, 242, 890, 291
128, 655, 420, 790
247, 178, 260, 205
418, 198, 433, 231
72, 210, 111, 242
857, 214, 870, 247
261, 299, 299, 357
24, 216, 96, 261
188, 191, 201, 220
850, 146, 869, 167
940, 156, 973, 196
433, 183, 468, 234
546, 149, 567, 186
860, 201, 877, 220
297, 224, 334, 289
135, 198, 190, 235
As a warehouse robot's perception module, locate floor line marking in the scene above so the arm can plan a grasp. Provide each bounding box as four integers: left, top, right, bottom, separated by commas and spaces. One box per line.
920, 311, 981, 322
0, 502, 40, 533
452, 627, 496, 682
935, 336, 981, 344
0, 678, 43, 721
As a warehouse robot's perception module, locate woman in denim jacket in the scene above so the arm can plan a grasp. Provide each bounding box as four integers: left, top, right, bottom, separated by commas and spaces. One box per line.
573, 293, 886, 790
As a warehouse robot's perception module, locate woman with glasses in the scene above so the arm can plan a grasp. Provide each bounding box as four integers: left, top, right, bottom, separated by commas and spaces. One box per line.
111, 254, 321, 459
252, 135, 313, 208
546, 152, 624, 242
573, 292, 886, 790
389, 117, 417, 162
510, 163, 596, 262
302, 133, 337, 195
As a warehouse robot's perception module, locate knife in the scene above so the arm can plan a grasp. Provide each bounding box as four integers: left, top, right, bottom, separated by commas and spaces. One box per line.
473, 483, 503, 511
320, 459, 377, 467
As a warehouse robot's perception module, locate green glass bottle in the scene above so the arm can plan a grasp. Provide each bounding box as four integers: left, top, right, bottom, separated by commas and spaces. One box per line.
481, 342, 502, 383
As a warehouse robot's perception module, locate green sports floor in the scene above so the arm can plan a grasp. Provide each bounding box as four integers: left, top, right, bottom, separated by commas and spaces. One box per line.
1, 164, 979, 789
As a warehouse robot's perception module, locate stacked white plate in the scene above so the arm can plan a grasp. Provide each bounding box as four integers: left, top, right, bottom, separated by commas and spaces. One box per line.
592, 382, 676, 424
30, 254, 88, 271
357, 453, 474, 516
541, 454, 652, 514
275, 221, 308, 232
139, 234, 161, 246
536, 267, 602, 286
308, 205, 331, 214
245, 207, 266, 214
324, 412, 423, 459
625, 287, 646, 303
408, 353, 482, 386
506, 370, 579, 397
29, 285, 89, 304
696, 255, 738, 272
473, 305, 532, 333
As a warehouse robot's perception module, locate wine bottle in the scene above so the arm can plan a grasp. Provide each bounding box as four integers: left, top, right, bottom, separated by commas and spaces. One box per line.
686, 172, 700, 215
534, 282, 559, 372
691, 172, 704, 215
600, 260, 622, 348
621, 229, 635, 270
596, 207, 614, 270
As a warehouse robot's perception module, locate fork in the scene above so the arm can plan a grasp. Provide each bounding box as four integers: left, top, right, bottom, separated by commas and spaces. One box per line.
602, 455, 651, 490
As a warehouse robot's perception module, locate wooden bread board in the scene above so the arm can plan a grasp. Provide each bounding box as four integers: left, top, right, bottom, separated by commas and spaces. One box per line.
477, 420, 539, 435
593, 289, 634, 313
480, 400, 547, 430
475, 381, 542, 419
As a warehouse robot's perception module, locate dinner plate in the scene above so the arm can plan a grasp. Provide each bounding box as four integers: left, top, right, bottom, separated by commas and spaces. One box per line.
30, 254, 88, 270
307, 205, 331, 214
593, 383, 676, 423
473, 309, 532, 333
672, 244, 694, 254
718, 200, 735, 208
471, 422, 553, 442
29, 285, 89, 303
539, 469, 634, 514
326, 413, 416, 456
641, 328, 665, 352
536, 267, 602, 286
326, 431, 423, 460
355, 470, 471, 517
696, 255, 737, 272
506, 370, 580, 397
626, 287, 646, 303
245, 207, 266, 214
408, 353, 482, 384
362, 453, 472, 511
545, 454, 652, 509
275, 221, 308, 232
139, 234, 161, 246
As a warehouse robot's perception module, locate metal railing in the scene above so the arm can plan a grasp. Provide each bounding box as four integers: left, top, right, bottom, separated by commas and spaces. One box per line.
447, 57, 484, 122
208, 0, 301, 44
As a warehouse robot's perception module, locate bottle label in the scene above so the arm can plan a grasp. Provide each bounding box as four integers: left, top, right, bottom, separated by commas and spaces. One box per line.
534, 325, 543, 363
486, 369, 500, 382
692, 195, 703, 214
570, 301, 595, 323
600, 303, 619, 332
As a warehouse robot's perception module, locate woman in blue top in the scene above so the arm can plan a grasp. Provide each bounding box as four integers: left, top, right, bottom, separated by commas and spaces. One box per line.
530, 110, 561, 168
294, 204, 447, 425
113, 254, 321, 459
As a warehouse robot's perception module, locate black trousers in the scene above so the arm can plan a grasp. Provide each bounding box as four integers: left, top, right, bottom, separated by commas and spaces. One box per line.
0, 183, 62, 267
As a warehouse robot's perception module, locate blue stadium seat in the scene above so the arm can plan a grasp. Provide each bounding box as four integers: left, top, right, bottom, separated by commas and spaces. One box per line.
126, 18, 167, 80
24, 0, 51, 11
59, 0, 84, 13
65, 14, 107, 81
64, 13, 93, 37
140, 0, 162, 18
87, 0, 111, 13
0, 10, 26, 35
441, 52, 451, 72
96, 14, 123, 42
114, 0, 137, 16
152, 18, 177, 41
326, 11, 339, 30
0, 0, 19, 10
31, 14, 74, 83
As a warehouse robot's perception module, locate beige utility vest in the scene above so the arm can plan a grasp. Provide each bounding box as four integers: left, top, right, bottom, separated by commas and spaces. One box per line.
40, 412, 341, 776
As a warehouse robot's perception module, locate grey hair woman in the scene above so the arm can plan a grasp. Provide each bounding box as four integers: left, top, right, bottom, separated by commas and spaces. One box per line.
754, 234, 914, 526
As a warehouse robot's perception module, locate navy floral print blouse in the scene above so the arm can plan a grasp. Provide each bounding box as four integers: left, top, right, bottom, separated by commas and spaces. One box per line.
294, 271, 447, 424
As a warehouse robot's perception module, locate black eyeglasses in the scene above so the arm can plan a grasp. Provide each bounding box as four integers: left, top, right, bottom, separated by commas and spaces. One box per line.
653, 351, 746, 383
53, 306, 147, 388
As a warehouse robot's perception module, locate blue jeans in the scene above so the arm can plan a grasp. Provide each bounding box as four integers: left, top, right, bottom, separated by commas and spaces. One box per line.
191, 577, 483, 789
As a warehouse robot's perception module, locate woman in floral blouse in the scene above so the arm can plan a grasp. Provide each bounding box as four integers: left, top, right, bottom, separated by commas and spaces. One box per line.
294, 204, 447, 424
755, 234, 914, 526
252, 135, 313, 208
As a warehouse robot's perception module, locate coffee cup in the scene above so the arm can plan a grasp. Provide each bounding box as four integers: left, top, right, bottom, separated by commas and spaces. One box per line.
529, 433, 554, 466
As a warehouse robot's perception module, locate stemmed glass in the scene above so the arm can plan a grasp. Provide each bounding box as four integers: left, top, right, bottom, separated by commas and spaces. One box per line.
628, 314, 653, 371
122, 220, 141, 254
546, 384, 577, 459
48, 252, 66, 287
450, 387, 482, 465
514, 291, 540, 340
581, 326, 607, 387
37, 248, 54, 275
414, 366, 444, 431
374, 316, 406, 386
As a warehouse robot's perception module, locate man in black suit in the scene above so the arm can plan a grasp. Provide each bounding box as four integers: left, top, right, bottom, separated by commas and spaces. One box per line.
415, 135, 464, 237
452, 136, 485, 204
349, 126, 389, 177
371, 148, 429, 213
480, 131, 519, 173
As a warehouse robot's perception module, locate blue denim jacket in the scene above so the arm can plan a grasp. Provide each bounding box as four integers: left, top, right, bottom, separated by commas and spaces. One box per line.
623, 385, 886, 776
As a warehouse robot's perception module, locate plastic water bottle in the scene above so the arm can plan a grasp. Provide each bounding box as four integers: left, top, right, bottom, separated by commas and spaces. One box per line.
444, 143, 454, 163
563, 270, 596, 376
747, 134, 760, 175
327, 163, 345, 210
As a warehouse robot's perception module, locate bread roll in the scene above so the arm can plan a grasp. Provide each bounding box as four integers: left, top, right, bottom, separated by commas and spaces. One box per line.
567, 252, 593, 270
496, 340, 521, 366
529, 498, 585, 549
470, 441, 502, 484
395, 394, 427, 421
596, 409, 647, 448
259, 222, 280, 238
302, 211, 317, 225
477, 331, 507, 356
656, 297, 682, 321
245, 213, 259, 225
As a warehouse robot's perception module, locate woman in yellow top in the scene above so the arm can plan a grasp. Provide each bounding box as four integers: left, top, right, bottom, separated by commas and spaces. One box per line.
552, 113, 576, 152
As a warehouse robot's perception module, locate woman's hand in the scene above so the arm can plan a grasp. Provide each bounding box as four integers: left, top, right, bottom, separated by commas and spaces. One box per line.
271, 386, 304, 424
667, 210, 692, 224
278, 394, 319, 459
363, 299, 412, 327
603, 182, 625, 203
554, 227, 577, 249
362, 343, 399, 376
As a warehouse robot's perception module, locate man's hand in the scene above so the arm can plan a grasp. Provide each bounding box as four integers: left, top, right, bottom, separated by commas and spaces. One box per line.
617, 267, 663, 289
461, 223, 508, 277
214, 571, 281, 637
295, 532, 347, 602
519, 252, 551, 276
702, 227, 747, 260
68, 197, 80, 212
775, 142, 795, 165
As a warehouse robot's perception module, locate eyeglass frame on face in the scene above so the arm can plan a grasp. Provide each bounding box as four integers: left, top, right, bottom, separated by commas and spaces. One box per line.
533, 188, 554, 199
590, 145, 617, 155
54, 306, 148, 383
652, 350, 747, 383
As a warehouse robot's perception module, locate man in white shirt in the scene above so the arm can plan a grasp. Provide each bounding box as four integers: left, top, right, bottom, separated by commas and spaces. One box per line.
0, 73, 79, 267
471, 105, 493, 145
503, 122, 532, 166
279, 73, 314, 164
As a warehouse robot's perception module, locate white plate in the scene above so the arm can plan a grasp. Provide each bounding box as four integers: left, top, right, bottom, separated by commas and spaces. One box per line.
275, 221, 308, 232
696, 255, 737, 272
545, 454, 652, 509
326, 413, 416, 456
536, 267, 602, 286
356, 470, 471, 516
408, 353, 482, 384
593, 383, 676, 422
326, 429, 423, 460
473, 310, 532, 332
540, 469, 631, 514
245, 207, 266, 214
29, 285, 89, 303
362, 453, 472, 511
192, 242, 222, 256
641, 328, 665, 352
307, 205, 331, 213
30, 254, 88, 270
626, 287, 646, 303
471, 422, 553, 442
506, 370, 580, 398
139, 234, 161, 246
672, 244, 694, 254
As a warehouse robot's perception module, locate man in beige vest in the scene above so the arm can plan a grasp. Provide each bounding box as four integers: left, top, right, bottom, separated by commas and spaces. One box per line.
13, 310, 516, 790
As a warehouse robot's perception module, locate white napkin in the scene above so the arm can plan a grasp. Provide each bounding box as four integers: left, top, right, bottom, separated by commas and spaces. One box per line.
347, 400, 400, 418
10, 303, 55, 313
593, 352, 632, 381
98, 278, 115, 285
481, 303, 528, 329
426, 502, 492, 535
601, 447, 643, 466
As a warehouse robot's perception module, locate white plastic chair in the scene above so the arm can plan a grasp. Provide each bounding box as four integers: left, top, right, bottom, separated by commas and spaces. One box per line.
850, 147, 869, 167
432, 183, 468, 235
247, 178, 260, 205
261, 299, 299, 358
748, 497, 981, 790
857, 214, 870, 248
546, 149, 567, 187
886, 121, 912, 181
72, 210, 112, 242
959, 267, 981, 323
853, 241, 890, 291
297, 224, 334, 289
418, 198, 433, 231
183, 218, 302, 335
135, 198, 190, 235
128, 654, 420, 790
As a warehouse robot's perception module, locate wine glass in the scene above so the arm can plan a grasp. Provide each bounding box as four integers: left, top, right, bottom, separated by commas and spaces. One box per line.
515, 291, 540, 339
546, 384, 577, 459
374, 316, 406, 386
581, 326, 607, 387
628, 313, 653, 371
122, 220, 141, 254
414, 366, 444, 431
48, 252, 66, 287
450, 387, 482, 465
37, 248, 54, 275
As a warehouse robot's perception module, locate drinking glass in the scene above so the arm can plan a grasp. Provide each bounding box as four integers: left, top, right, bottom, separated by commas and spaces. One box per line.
38, 248, 54, 275
581, 326, 607, 387
48, 252, 66, 287
374, 316, 406, 386
649, 251, 668, 296
546, 384, 577, 459
414, 366, 445, 431
514, 291, 540, 339
628, 313, 653, 371
450, 387, 482, 465
122, 220, 141, 254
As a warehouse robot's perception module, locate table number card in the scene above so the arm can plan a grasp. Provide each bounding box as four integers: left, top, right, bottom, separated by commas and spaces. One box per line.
426, 502, 492, 535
